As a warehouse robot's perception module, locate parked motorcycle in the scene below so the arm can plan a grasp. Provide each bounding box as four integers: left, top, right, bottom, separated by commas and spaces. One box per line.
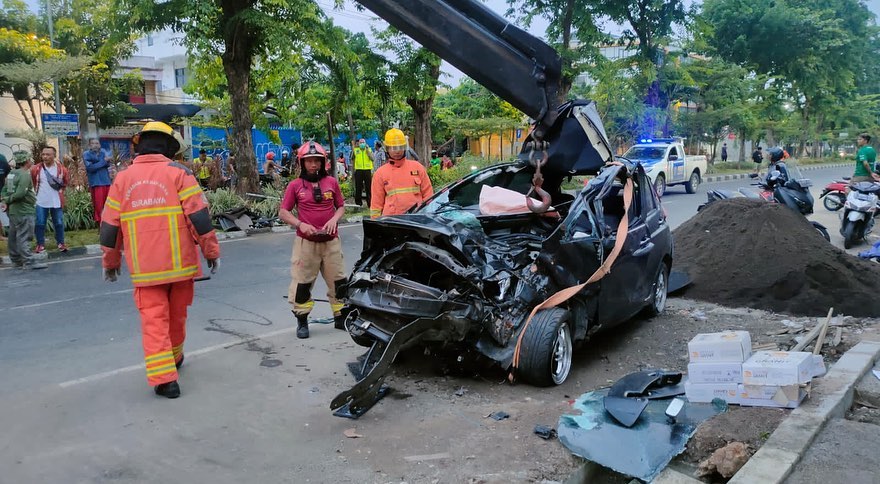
840, 181, 880, 249
819, 178, 849, 211
701, 162, 831, 241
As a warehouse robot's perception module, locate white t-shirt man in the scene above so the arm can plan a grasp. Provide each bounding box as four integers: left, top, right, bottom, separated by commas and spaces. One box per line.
37, 164, 62, 208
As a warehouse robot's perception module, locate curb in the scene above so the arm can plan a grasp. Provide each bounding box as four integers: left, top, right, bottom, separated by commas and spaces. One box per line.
703, 163, 851, 184
728, 341, 880, 484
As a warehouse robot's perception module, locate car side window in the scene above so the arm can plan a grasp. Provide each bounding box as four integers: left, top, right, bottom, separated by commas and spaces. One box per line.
668, 147, 679, 159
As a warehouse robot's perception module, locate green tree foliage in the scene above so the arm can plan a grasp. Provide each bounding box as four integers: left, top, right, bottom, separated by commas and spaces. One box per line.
115, 0, 325, 193
701, 0, 880, 155
434, 78, 523, 155
506, 0, 603, 100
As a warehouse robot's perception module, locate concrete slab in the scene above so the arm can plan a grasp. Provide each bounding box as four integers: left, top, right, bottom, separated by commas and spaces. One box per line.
782, 418, 880, 484
854, 363, 880, 408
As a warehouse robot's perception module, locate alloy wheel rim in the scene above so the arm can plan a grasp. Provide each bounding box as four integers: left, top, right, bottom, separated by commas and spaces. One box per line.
655, 270, 667, 312
551, 322, 573, 384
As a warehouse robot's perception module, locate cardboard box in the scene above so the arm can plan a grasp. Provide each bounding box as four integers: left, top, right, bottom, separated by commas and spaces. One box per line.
742, 351, 814, 386
687, 362, 744, 384
684, 381, 740, 404
688, 331, 752, 363
736, 383, 809, 408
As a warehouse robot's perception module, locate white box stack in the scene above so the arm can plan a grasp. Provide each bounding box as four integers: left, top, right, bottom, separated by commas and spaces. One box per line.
736, 351, 815, 408
684, 331, 752, 404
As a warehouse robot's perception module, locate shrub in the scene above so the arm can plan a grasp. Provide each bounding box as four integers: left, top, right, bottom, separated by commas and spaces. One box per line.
205, 188, 247, 216
62, 187, 97, 231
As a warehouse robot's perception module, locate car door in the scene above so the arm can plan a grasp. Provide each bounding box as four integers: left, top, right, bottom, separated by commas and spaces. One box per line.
668, 145, 686, 182
597, 178, 653, 325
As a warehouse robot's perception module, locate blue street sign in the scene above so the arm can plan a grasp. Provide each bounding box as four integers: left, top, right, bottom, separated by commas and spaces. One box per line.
41, 113, 80, 137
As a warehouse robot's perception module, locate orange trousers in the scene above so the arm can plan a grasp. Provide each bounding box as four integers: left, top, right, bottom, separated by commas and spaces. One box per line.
133, 280, 194, 386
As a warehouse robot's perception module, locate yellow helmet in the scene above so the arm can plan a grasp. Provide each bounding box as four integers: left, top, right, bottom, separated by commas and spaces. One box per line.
383, 128, 407, 151
132, 121, 187, 156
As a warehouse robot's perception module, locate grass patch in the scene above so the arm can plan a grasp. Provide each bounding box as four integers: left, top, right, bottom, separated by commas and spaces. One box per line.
0, 228, 100, 256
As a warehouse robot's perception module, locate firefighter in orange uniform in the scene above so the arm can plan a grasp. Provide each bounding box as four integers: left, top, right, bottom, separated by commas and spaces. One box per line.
100, 122, 220, 399
370, 128, 433, 218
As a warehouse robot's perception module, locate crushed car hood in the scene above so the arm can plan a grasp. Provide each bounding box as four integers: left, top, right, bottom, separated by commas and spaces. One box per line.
520, 100, 614, 177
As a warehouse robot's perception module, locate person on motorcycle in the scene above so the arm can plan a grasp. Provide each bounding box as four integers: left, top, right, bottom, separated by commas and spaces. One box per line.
765, 147, 790, 185
853, 133, 880, 183
264, 152, 281, 185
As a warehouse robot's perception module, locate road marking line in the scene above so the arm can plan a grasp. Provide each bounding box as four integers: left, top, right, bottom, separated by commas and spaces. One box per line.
57, 326, 297, 388
0, 288, 135, 311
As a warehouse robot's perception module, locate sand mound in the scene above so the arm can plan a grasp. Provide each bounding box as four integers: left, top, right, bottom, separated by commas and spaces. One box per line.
673, 198, 880, 317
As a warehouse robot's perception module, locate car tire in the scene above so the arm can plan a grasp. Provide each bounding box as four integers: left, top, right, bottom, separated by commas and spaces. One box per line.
685, 172, 701, 194
517, 308, 573, 387
644, 263, 670, 317
654, 174, 666, 197
823, 193, 845, 211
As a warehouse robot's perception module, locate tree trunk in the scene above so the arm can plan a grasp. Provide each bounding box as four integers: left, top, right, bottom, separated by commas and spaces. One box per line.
347, 110, 356, 146
407, 97, 433, 166
222, 35, 258, 194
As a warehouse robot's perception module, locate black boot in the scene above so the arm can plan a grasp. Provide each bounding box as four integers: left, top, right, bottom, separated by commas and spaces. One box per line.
154, 381, 180, 399
334, 314, 346, 330
175, 355, 184, 369
296, 315, 309, 339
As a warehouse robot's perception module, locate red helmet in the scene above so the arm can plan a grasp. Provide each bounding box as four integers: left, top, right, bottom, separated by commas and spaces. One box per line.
297, 141, 328, 160
266, 152, 275, 160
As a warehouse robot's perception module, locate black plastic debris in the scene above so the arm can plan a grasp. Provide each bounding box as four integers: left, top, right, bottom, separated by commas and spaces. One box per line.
533, 424, 557, 440
488, 411, 510, 421
603, 370, 685, 427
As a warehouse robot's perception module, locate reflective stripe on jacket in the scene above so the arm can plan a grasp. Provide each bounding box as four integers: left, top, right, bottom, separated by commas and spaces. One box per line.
101, 154, 220, 287
370, 158, 433, 218
352, 147, 373, 171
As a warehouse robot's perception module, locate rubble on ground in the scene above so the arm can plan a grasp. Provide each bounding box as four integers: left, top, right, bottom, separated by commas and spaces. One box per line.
696, 441, 751, 479
673, 198, 880, 317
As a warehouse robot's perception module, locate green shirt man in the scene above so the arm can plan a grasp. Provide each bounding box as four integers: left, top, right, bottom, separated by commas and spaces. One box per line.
853, 133, 880, 181
1, 165, 37, 217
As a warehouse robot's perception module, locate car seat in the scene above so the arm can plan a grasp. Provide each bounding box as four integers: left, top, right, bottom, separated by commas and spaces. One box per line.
602, 186, 626, 234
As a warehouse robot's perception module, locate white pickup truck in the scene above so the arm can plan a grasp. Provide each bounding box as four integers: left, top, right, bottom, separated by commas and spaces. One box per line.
622, 138, 708, 196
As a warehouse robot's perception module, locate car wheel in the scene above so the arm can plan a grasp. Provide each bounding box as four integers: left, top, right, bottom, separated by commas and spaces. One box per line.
654, 174, 666, 197
518, 308, 573, 387
823, 193, 845, 211
685, 172, 701, 194
644, 264, 669, 317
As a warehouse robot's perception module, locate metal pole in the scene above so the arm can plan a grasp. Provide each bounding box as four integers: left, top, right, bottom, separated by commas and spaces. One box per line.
46, 0, 64, 156
327, 112, 336, 178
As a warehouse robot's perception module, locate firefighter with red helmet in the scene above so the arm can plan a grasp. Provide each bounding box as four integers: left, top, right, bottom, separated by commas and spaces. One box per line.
279, 141, 347, 339
100, 121, 220, 399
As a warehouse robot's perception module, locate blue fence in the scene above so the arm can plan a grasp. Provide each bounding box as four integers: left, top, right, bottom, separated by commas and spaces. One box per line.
191, 127, 304, 173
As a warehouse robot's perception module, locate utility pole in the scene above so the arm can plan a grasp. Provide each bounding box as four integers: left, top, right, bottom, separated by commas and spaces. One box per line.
46, 0, 65, 156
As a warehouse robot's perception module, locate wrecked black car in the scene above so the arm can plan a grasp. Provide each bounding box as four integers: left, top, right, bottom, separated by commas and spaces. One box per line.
331, 102, 673, 418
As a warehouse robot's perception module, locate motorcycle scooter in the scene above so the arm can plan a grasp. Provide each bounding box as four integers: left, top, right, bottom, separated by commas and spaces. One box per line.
701, 162, 831, 241
819, 178, 849, 211
840, 181, 880, 249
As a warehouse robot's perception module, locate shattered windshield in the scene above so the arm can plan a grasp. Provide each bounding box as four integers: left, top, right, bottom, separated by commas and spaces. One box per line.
420, 164, 534, 213
624, 146, 665, 160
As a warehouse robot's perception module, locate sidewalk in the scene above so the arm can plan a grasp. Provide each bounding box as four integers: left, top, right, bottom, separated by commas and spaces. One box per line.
702, 162, 851, 183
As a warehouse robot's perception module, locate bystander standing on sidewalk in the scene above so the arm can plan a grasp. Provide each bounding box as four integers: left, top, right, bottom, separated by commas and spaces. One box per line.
1, 155, 46, 269
194, 149, 212, 188
352, 138, 374, 207
83, 138, 112, 223
751, 146, 763, 174
278, 141, 346, 339
30, 146, 68, 253
721, 143, 728, 163
374, 141, 387, 166
0, 153, 9, 240
852, 133, 880, 183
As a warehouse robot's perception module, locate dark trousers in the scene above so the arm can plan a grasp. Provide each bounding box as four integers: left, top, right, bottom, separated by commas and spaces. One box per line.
8, 214, 36, 266
354, 169, 372, 206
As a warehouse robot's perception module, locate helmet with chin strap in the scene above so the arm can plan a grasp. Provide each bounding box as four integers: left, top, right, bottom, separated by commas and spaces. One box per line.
297, 141, 328, 181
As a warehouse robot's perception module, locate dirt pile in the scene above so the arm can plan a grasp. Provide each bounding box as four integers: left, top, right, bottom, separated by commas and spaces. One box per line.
672, 198, 880, 317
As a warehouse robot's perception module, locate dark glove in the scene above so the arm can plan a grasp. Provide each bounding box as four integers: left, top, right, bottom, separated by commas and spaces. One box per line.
207, 258, 219, 274
103, 267, 120, 282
